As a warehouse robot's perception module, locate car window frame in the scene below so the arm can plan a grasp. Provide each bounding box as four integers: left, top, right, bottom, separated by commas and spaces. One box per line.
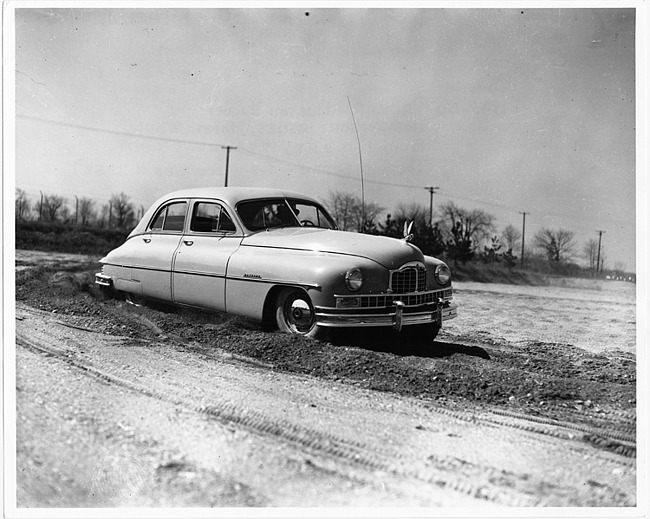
147, 199, 190, 234
187, 199, 239, 236
235, 197, 337, 233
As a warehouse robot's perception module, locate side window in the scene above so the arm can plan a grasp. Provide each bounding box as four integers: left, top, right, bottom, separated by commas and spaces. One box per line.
190, 202, 236, 233
148, 202, 188, 232
219, 209, 236, 232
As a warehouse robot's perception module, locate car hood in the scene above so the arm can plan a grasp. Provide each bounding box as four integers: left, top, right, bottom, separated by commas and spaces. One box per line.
241, 228, 424, 270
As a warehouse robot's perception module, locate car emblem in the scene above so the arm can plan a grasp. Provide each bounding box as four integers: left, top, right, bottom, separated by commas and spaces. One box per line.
402, 221, 414, 243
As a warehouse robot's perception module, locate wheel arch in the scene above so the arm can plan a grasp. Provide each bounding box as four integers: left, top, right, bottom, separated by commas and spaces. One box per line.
262, 284, 288, 330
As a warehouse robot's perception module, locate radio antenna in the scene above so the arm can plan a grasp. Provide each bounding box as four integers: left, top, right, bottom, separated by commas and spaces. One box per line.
347, 96, 366, 232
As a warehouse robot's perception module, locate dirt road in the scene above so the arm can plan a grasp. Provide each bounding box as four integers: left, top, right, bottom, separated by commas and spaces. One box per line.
9, 251, 637, 509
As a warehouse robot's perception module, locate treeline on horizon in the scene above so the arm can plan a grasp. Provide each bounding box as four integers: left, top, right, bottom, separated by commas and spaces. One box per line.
14, 188, 635, 281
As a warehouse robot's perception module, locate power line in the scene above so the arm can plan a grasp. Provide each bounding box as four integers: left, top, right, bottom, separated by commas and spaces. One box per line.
17, 114, 636, 231
17, 114, 227, 148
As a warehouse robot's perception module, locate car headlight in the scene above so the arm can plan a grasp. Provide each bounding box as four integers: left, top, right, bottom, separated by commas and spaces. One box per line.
345, 268, 363, 292
434, 264, 451, 285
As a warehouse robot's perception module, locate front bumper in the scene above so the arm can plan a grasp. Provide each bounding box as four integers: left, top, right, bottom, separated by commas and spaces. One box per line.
315, 289, 457, 331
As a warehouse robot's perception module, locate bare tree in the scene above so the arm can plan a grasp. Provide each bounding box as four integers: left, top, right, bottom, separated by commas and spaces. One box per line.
15, 189, 31, 220
501, 224, 522, 252
533, 228, 577, 263
380, 203, 445, 256
326, 191, 382, 233
60, 204, 72, 224
109, 192, 136, 229
613, 261, 626, 278
42, 194, 67, 222
583, 238, 599, 273
438, 202, 496, 243
437, 202, 496, 264
77, 197, 96, 226
393, 203, 429, 229
98, 203, 110, 228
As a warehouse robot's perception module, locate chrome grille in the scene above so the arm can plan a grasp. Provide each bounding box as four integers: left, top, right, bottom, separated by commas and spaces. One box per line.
390, 265, 426, 293
335, 288, 452, 309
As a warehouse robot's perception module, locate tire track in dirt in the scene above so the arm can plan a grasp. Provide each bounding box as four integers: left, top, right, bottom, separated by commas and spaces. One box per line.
100, 307, 638, 467
14, 253, 638, 507
109, 303, 638, 459
16, 307, 637, 507
14, 316, 552, 507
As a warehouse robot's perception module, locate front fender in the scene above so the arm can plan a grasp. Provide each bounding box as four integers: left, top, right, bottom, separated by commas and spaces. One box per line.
424, 255, 452, 290
225, 245, 387, 319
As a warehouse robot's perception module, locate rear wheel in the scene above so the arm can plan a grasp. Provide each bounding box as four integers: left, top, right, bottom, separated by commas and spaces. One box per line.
124, 292, 145, 307
275, 288, 327, 340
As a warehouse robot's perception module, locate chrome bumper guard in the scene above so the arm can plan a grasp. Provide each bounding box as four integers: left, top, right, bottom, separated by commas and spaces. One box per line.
95, 273, 113, 287
315, 291, 458, 331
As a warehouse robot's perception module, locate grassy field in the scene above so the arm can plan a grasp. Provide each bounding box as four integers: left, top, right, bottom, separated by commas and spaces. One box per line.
15, 221, 129, 256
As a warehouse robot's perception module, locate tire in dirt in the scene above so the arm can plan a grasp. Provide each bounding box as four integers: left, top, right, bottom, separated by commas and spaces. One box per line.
275, 288, 327, 340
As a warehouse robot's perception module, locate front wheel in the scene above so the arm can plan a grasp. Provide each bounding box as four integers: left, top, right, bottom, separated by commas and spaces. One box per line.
275, 288, 327, 340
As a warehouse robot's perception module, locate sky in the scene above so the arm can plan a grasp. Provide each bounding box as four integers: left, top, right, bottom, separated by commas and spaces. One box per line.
7, 3, 641, 271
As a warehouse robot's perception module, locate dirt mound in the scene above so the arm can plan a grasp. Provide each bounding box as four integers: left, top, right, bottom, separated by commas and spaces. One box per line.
14, 262, 636, 425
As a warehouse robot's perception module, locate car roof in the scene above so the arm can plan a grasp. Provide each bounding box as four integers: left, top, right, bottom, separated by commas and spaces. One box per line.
159, 187, 321, 206
128, 187, 327, 238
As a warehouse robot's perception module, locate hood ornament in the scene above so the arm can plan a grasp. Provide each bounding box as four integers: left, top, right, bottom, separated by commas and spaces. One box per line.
402, 221, 414, 243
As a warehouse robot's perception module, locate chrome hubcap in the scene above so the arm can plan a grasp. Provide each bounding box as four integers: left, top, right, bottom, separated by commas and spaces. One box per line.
286, 298, 314, 333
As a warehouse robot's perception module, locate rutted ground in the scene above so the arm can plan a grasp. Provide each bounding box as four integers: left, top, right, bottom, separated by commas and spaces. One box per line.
11, 251, 637, 508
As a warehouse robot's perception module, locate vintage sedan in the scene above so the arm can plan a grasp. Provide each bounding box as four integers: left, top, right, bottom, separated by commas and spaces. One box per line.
96, 187, 457, 341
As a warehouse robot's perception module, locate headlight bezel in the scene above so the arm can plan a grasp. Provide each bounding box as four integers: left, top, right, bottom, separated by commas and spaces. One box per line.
434, 264, 451, 285
345, 267, 363, 292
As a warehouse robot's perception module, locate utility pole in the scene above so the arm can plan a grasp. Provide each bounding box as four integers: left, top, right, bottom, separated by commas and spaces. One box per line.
596, 230, 606, 275
519, 211, 529, 269
39, 191, 44, 221
75, 196, 79, 225
424, 186, 439, 226
221, 146, 237, 187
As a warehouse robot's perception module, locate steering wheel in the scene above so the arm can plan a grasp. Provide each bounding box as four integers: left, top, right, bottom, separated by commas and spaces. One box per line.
300, 219, 316, 227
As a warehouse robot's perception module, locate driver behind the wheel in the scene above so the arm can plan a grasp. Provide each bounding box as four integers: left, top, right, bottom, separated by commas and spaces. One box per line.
252, 204, 281, 228
276, 204, 296, 226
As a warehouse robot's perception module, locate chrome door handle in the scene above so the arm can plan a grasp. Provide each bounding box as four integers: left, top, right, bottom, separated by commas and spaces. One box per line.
183, 240, 194, 246
143, 238, 151, 243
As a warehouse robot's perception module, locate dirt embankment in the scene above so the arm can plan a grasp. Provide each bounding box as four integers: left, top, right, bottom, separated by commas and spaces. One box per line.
11, 252, 637, 508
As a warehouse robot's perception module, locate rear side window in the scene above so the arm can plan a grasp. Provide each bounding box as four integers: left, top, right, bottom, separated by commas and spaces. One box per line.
190, 202, 236, 233
149, 202, 188, 232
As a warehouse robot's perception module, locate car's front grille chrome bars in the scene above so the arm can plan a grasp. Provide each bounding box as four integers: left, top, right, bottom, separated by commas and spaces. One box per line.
334, 288, 453, 309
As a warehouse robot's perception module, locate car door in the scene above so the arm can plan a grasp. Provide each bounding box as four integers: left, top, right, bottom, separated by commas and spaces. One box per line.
131, 200, 188, 302
172, 200, 242, 312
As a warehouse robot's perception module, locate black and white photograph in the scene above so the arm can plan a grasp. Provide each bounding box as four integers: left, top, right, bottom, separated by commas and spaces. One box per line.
3, 1, 647, 515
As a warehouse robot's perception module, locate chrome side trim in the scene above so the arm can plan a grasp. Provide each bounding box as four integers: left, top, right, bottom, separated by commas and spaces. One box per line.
103, 263, 321, 290
227, 275, 321, 290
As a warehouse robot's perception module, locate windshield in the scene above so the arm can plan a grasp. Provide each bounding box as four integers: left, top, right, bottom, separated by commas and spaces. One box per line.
237, 198, 337, 232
